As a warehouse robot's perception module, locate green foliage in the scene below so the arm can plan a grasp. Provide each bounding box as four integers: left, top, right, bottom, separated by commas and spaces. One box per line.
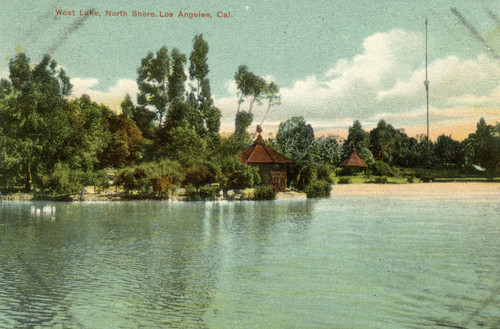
183, 161, 220, 188
39, 164, 85, 195
98, 114, 144, 169
137, 46, 170, 125
218, 156, 261, 189
254, 185, 276, 200
371, 176, 388, 184
188, 34, 221, 137
304, 180, 331, 198
316, 163, 334, 183
198, 184, 220, 200
464, 118, 500, 170
296, 163, 317, 190
310, 136, 342, 166
337, 177, 352, 184
434, 134, 465, 168
275, 116, 314, 162
369, 161, 395, 177
0, 53, 73, 190
115, 159, 183, 194
342, 120, 371, 162
64, 95, 111, 171
234, 111, 253, 139
161, 125, 208, 164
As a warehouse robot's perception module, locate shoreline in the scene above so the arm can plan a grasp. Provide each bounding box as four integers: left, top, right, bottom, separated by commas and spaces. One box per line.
1, 181, 499, 202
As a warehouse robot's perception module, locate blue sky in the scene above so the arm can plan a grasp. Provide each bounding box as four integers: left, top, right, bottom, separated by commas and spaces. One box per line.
1, 0, 499, 139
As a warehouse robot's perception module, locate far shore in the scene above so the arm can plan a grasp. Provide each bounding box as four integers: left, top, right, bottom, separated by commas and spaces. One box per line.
331, 181, 500, 199
1, 181, 499, 202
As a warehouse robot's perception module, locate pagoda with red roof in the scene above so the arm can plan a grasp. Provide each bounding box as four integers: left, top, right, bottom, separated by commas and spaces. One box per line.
339, 147, 368, 168
238, 126, 292, 192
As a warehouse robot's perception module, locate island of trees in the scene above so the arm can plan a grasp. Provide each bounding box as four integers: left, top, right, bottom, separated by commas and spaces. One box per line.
0, 35, 499, 200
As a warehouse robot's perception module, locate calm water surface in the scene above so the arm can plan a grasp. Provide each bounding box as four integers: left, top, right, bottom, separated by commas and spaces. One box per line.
0, 186, 499, 328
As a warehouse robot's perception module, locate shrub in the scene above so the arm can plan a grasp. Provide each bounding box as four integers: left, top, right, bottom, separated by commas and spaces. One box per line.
198, 184, 220, 200
369, 161, 395, 177
254, 185, 276, 200
218, 156, 261, 189
40, 164, 84, 195
407, 176, 415, 183
91, 171, 110, 192
316, 163, 334, 183
373, 176, 388, 184
296, 163, 317, 190
337, 177, 351, 184
183, 161, 220, 188
304, 180, 331, 198
115, 159, 184, 193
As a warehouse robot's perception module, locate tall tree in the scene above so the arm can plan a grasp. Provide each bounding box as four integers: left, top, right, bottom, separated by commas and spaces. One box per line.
137, 47, 170, 126
0, 53, 71, 190
63, 95, 111, 171
188, 34, 221, 137
164, 48, 188, 132
275, 116, 315, 162
342, 120, 372, 162
97, 114, 145, 169
259, 82, 280, 126
233, 65, 275, 136
465, 118, 500, 170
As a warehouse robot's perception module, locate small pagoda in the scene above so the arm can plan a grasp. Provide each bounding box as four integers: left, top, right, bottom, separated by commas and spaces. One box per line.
340, 147, 368, 169
238, 126, 293, 192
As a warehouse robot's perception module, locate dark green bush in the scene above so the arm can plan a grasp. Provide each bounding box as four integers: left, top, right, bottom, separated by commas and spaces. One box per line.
254, 185, 276, 200
337, 177, 351, 184
316, 163, 334, 183
218, 156, 261, 189
115, 159, 184, 193
296, 163, 317, 190
40, 164, 84, 195
304, 180, 331, 198
373, 176, 388, 184
369, 161, 395, 177
198, 184, 220, 200
407, 176, 415, 183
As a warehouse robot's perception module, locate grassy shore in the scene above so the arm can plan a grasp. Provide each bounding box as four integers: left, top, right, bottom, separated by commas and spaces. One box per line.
333, 176, 500, 184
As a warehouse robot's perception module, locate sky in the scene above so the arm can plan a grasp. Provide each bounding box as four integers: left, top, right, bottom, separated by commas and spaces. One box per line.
1, 0, 499, 140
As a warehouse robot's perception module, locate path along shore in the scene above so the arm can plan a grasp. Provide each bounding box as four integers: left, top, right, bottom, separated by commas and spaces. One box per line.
1, 182, 498, 202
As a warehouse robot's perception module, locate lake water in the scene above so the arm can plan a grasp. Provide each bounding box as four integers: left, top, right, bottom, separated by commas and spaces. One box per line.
0, 184, 499, 328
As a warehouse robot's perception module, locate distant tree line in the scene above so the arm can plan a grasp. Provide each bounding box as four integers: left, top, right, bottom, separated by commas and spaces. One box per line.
270, 116, 500, 190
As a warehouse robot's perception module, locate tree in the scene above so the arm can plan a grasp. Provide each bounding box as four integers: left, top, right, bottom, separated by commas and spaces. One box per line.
0, 53, 71, 190
259, 82, 280, 127
187, 34, 221, 137
120, 93, 134, 119
275, 116, 315, 162
434, 134, 465, 168
137, 47, 170, 126
310, 136, 342, 166
233, 65, 269, 136
163, 48, 188, 132
63, 95, 111, 171
465, 118, 500, 170
97, 114, 145, 169
342, 120, 372, 162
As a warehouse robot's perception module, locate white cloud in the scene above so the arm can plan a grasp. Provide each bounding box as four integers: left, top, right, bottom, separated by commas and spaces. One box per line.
70, 78, 138, 112
214, 28, 500, 133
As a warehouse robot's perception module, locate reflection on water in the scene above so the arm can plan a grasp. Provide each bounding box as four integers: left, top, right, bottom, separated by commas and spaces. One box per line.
0, 194, 498, 328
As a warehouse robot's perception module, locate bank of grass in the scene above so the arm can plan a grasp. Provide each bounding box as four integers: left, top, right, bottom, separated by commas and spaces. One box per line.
333, 167, 500, 185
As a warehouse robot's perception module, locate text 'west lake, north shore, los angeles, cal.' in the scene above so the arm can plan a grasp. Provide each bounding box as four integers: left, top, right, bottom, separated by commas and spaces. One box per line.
55, 9, 231, 19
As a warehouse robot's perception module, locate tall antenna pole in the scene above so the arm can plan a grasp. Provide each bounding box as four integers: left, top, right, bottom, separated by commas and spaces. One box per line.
424, 19, 430, 140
